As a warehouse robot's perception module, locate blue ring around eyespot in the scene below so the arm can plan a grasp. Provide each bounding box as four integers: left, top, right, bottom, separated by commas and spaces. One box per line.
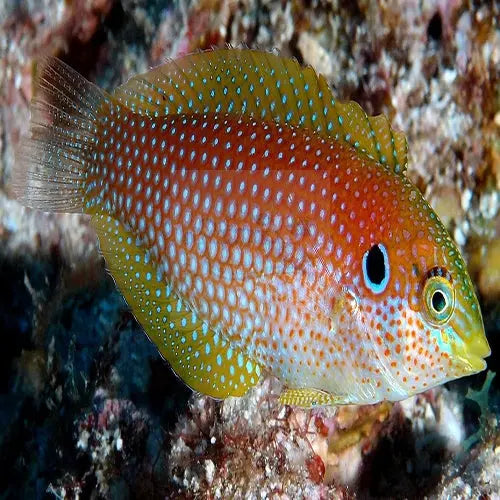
362, 243, 390, 294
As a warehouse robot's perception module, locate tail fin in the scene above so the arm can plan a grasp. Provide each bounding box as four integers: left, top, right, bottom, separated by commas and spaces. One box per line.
10, 57, 108, 213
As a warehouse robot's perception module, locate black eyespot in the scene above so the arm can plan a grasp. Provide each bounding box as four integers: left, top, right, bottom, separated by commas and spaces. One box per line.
362, 243, 390, 294
365, 244, 385, 285
431, 290, 446, 313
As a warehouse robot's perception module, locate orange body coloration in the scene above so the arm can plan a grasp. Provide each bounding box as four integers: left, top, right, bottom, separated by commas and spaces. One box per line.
11, 49, 490, 406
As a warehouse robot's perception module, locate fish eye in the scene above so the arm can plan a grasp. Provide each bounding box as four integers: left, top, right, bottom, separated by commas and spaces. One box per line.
432, 289, 446, 312
362, 243, 390, 294
423, 274, 455, 325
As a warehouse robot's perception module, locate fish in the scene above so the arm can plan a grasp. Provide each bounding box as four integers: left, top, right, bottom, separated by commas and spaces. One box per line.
10, 48, 490, 407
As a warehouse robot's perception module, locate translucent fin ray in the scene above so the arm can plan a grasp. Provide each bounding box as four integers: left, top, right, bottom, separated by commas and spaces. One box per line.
91, 212, 261, 399
10, 57, 108, 212
279, 387, 341, 407
113, 48, 408, 174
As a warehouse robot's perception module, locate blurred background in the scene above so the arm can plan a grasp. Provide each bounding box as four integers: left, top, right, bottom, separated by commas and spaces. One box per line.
0, 0, 498, 498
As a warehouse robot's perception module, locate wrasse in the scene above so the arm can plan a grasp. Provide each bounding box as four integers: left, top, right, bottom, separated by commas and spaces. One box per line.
11, 49, 490, 407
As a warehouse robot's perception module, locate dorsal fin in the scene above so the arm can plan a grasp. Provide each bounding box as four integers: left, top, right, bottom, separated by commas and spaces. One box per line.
113, 48, 408, 174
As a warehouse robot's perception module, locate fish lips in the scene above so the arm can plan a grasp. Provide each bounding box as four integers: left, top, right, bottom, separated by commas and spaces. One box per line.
448, 317, 491, 375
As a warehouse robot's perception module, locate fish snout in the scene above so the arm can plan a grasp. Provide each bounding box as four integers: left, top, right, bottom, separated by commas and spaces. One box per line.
449, 305, 490, 373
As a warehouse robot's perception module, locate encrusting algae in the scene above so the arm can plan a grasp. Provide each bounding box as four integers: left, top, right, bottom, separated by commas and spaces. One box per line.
10, 48, 490, 407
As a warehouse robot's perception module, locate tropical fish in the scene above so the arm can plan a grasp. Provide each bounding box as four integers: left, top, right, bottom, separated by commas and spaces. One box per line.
11, 49, 490, 407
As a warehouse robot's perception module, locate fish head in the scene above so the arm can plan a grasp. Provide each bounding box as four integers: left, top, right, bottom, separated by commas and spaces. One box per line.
403, 229, 490, 383
346, 177, 490, 401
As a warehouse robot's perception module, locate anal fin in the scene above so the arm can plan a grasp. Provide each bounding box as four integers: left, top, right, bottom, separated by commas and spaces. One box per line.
91, 212, 261, 399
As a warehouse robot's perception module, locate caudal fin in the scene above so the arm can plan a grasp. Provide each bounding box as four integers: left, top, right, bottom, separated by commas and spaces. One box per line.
10, 57, 108, 213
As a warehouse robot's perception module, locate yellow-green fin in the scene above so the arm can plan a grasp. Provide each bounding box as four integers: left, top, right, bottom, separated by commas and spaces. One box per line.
279, 387, 340, 408
91, 212, 261, 399
113, 48, 408, 174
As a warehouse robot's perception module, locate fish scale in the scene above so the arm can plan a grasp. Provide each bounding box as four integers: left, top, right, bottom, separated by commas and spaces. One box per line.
12, 49, 490, 407
89, 108, 475, 401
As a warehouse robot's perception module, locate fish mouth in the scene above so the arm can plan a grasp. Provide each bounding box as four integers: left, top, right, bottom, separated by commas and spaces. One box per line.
449, 315, 491, 374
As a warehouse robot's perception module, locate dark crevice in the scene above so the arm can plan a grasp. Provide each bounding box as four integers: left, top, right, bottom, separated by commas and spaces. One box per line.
427, 12, 443, 42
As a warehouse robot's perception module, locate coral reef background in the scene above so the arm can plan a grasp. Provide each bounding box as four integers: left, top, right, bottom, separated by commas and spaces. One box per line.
0, 0, 498, 498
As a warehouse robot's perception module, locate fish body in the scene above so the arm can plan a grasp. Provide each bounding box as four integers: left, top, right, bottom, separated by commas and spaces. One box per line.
12, 49, 490, 406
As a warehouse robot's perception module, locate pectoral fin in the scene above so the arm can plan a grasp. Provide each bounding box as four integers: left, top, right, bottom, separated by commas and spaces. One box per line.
279, 387, 340, 408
